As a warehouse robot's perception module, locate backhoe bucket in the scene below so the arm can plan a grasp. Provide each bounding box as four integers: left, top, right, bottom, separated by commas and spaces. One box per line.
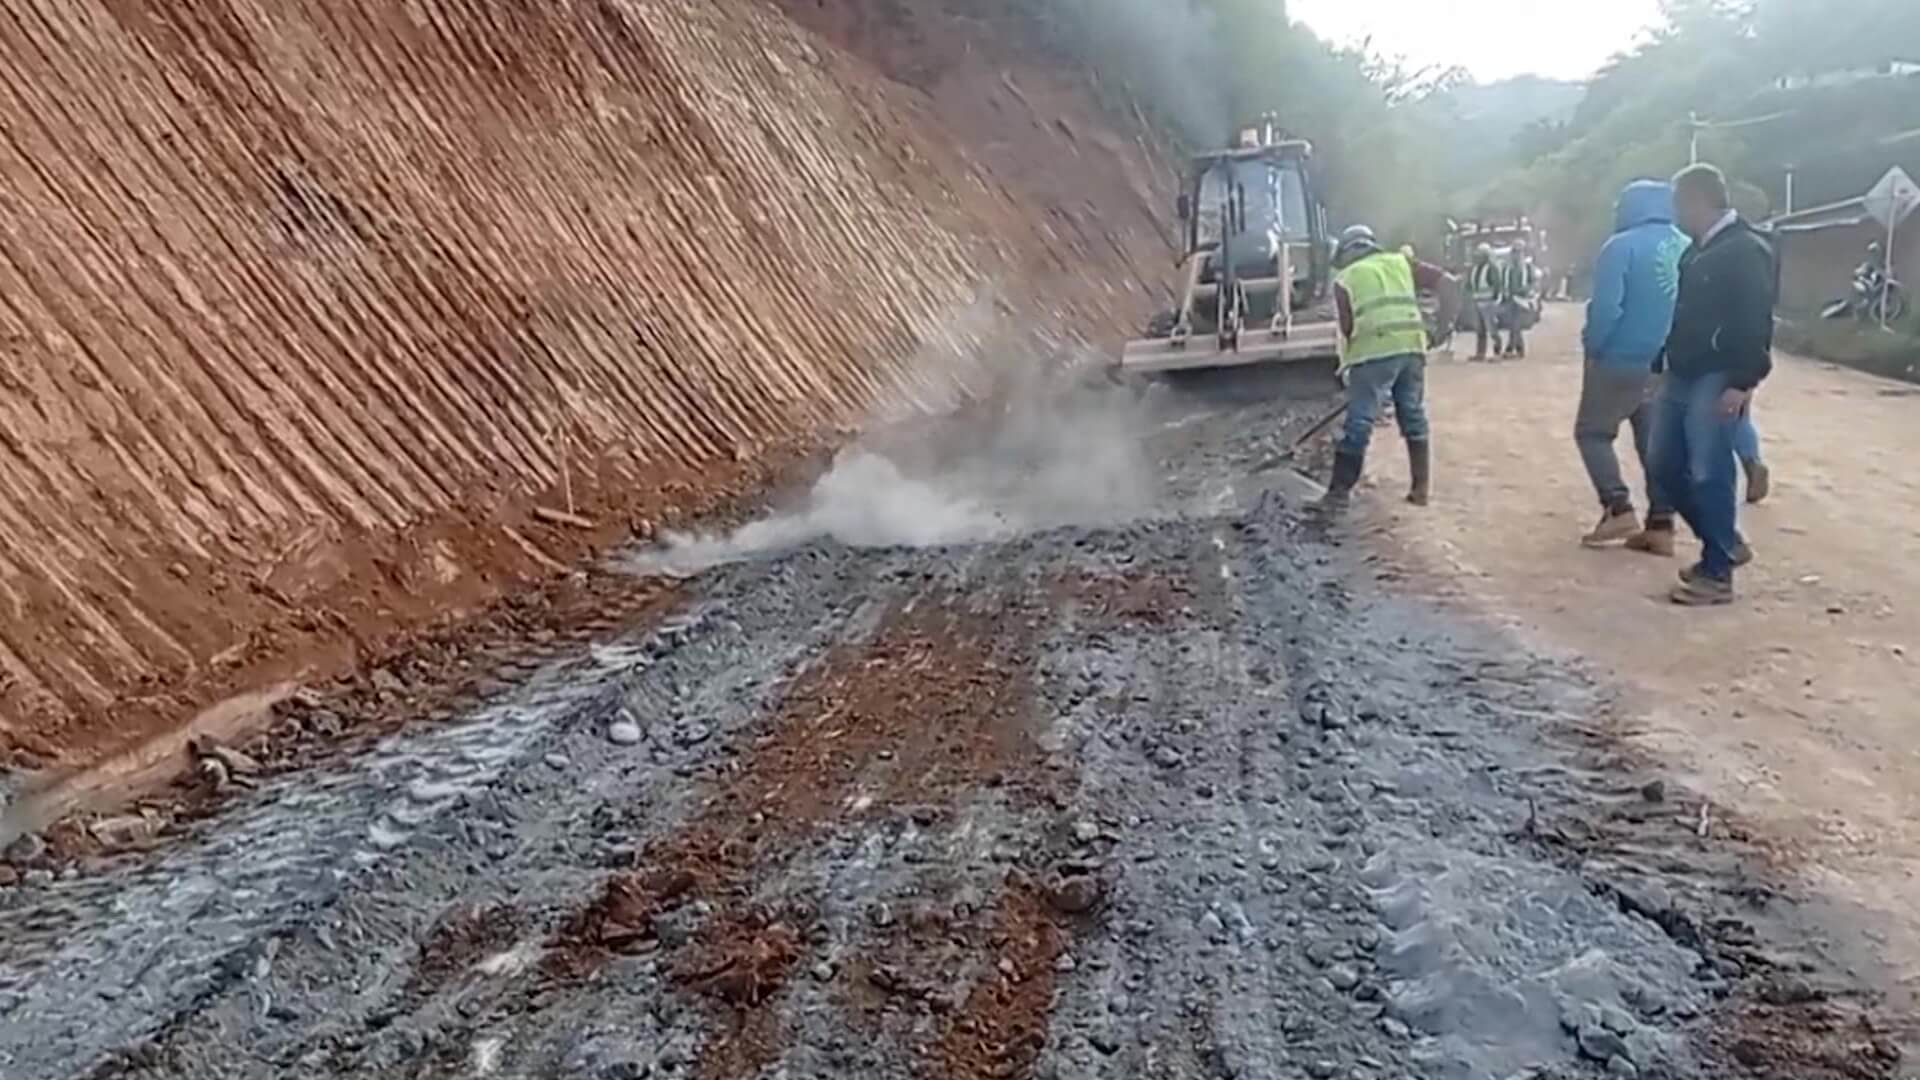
1119, 321, 1340, 374
1122, 238, 1339, 374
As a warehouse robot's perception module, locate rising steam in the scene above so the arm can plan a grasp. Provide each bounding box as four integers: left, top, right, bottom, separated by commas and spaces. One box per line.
626, 354, 1161, 578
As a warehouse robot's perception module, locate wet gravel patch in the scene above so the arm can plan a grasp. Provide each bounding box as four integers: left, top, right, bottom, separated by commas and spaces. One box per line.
1026, 509, 1718, 1080
0, 548, 892, 1079
0, 374, 1904, 1080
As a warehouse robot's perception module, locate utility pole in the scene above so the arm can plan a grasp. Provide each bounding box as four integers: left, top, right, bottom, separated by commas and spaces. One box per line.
1784, 165, 1795, 215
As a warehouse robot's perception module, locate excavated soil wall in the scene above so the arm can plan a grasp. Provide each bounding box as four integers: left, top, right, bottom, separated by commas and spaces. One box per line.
0, 0, 1171, 768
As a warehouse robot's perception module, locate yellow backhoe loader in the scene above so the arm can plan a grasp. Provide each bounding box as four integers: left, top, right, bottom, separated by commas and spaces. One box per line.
1120, 117, 1339, 373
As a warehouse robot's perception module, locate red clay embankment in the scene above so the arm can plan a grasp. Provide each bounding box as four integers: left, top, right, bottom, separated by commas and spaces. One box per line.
0, 0, 1171, 769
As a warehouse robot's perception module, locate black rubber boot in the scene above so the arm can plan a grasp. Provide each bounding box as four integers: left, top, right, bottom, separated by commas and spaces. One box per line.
1405, 440, 1431, 506
1318, 450, 1365, 513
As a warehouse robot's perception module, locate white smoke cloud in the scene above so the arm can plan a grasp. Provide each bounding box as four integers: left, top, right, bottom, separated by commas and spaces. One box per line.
625, 352, 1161, 577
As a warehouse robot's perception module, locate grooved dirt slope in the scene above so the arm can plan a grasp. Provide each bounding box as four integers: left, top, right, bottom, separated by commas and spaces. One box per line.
0, 0, 1169, 765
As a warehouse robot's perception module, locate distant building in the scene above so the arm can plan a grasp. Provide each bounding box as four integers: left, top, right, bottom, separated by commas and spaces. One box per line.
1773, 60, 1920, 92
1765, 193, 1916, 312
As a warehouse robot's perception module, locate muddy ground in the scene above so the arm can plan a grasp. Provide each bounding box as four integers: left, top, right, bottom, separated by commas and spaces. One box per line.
0, 365, 1908, 1080
1380, 317, 1920, 996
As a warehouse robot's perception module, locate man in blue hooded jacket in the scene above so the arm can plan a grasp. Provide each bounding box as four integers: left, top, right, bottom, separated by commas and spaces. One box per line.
1576, 180, 1691, 548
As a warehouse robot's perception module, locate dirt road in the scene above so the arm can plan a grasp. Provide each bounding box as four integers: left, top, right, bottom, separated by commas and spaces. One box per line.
1370, 311, 1920, 1003
0, 367, 1909, 1080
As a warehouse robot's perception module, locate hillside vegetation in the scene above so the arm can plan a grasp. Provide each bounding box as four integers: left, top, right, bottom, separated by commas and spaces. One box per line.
1038, 0, 1920, 269
1480, 0, 1920, 269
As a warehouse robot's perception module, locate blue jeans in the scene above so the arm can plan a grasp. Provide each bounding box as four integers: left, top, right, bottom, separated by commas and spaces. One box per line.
1733, 407, 1761, 466
1649, 372, 1742, 579
1339, 353, 1429, 456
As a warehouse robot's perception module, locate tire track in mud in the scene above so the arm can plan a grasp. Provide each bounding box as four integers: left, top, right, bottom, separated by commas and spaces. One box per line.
15, 542, 1089, 1080
537, 578, 1065, 1080
0, 547, 892, 1079
4, 380, 1911, 1080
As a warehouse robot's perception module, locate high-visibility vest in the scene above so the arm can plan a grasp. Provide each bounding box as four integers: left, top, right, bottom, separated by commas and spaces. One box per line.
1336, 252, 1428, 369
1470, 261, 1502, 301
1505, 259, 1536, 298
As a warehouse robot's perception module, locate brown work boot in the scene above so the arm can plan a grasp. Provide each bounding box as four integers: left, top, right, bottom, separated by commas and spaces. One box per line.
1581, 507, 1640, 547
1405, 440, 1432, 506
1671, 569, 1734, 606
1625, 522, 1676, 557
1743, 459, 1772, 504
1678, 543, 1754, 586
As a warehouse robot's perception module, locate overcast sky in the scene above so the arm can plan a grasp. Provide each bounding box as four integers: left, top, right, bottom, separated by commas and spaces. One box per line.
1289, 0, 1667, 83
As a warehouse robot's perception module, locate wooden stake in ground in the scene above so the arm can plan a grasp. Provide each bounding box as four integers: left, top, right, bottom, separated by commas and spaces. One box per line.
533, 506, 596, 530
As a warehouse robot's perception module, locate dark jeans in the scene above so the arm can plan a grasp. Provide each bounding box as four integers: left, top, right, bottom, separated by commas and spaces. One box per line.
1649, 372, 1742, 579
1499, 300, 1527, 355
1574, 362, 1667, 516
1339, 353, 1429, 457
1473, 302, 1499, 358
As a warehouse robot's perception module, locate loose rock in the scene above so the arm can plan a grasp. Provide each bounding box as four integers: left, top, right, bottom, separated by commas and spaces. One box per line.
88, 815, 156, 850
1729, 1039, 1769, 1069
606, 716, 643, 746
1600, 1006, 1636, 1036
190, 737, 263, 777
3, 832, 47, 864
1045, 872, 1106, 916
1578, 1025, 1631, 1064
1757, 974, 1822, 1006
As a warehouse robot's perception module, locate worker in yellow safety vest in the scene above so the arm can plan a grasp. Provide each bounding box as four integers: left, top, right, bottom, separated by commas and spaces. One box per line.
1500, 240, 1539, 357
1468, 243, 1504, 361
1321, 224, 1461, 511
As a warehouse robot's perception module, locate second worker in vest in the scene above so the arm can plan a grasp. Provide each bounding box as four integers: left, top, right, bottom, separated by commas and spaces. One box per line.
1321, 225, 1461, 511
1501, 241, 1539, 358
1468, 244, 1504, 361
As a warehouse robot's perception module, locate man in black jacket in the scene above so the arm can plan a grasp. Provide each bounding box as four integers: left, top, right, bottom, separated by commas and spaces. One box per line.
1648, 163, 1775, 605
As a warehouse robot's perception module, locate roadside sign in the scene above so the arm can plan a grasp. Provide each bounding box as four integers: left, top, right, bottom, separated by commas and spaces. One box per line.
1864, 166, 1920, 228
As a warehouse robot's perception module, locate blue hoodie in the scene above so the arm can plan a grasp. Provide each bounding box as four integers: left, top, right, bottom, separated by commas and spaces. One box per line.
1583, 180, 1690, 370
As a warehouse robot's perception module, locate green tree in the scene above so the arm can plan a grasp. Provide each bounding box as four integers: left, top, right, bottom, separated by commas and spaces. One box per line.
1473, 0, 1920, 281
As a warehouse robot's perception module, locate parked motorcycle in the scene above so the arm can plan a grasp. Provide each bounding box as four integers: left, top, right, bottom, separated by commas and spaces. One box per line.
1822, 265, 1908, 324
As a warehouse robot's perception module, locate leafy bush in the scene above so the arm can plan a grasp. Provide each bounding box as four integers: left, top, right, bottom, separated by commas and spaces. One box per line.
1775, 313, 1920, 383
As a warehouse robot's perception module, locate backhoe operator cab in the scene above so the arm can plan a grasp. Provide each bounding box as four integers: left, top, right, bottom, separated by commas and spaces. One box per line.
1121, 118, 1339, 373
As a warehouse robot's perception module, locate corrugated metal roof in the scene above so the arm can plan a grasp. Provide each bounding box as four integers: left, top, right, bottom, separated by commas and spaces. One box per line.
1768, 196, 1870, 232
